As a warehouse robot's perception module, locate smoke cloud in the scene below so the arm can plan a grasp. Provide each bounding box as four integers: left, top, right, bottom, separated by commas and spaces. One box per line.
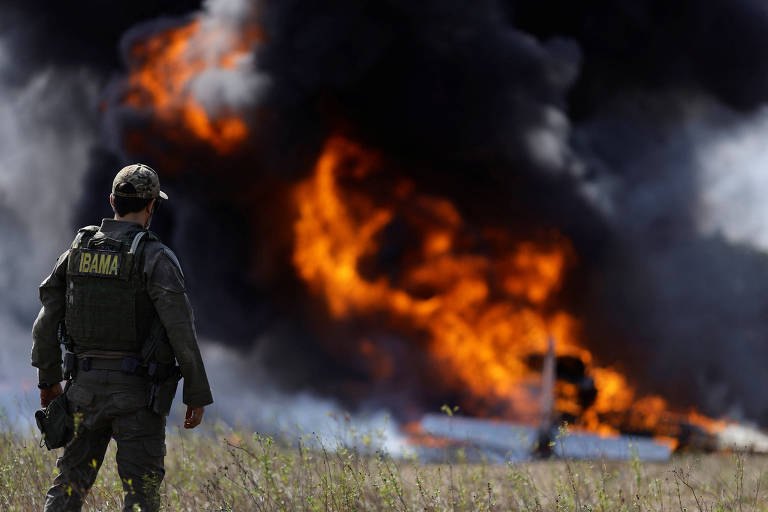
239, 0, 768, 422
5, 0, 768, 427
572, 92, 768, 421
0, 38, 99, 404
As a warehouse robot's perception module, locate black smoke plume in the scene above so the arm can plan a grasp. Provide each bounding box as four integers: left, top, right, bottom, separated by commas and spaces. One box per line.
5, 0, 768, 423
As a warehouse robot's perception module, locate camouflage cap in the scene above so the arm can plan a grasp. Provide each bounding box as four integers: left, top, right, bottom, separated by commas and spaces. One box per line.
112, 164, 169, 201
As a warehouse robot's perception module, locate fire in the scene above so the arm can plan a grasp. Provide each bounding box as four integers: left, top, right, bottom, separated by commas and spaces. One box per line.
293, 136, 723, 440
401, 422, 462, 448
123, 19, 257, 153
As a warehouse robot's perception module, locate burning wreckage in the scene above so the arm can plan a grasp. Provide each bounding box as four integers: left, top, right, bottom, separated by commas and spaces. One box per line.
39, 0, 768, 460
292, 138, 768, 461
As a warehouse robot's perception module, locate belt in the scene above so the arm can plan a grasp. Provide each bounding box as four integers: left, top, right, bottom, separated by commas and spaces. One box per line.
75, 356, 177, 380
76, 358, 124, 371
76, 357, 148, 376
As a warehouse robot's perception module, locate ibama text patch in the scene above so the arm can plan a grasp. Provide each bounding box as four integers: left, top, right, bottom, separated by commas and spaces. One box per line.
77, 250, 122, 277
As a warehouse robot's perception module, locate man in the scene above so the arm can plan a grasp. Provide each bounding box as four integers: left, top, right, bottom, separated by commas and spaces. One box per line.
32, 164, 213, 511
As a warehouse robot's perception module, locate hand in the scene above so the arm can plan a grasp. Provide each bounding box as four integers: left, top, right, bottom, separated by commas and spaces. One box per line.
184, 406, 204, 429
40, 382, 63, 408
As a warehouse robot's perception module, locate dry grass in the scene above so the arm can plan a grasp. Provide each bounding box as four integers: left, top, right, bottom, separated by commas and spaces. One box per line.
2, 417, 768, 511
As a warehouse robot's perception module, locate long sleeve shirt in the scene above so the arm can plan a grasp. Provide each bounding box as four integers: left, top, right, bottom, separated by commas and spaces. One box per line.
31, 219, 213, 408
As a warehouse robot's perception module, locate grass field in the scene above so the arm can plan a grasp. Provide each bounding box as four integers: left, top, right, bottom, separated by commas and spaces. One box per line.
3, 415, 768, 512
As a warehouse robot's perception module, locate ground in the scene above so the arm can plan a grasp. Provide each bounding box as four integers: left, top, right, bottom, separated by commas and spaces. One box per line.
4, 413, 768, 511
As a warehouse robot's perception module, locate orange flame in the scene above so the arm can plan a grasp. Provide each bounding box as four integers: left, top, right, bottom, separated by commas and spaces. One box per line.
124, 19, 257, 153
293, 136, 724, 440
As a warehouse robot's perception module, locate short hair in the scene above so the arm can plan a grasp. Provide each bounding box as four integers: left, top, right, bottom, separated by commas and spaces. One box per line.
112, 182, 153, 216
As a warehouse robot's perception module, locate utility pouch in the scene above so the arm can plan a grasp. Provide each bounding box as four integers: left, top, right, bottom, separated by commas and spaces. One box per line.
121, 357, 143, 375
35, 392, 74, 450
149, 367, 181, 417
62, 352, 76, 380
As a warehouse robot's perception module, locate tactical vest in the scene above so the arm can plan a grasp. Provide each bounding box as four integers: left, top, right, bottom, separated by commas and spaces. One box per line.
65, 226, 158, 353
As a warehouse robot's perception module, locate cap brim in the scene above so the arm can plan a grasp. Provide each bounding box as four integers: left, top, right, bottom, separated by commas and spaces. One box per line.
159, 190, 169, 200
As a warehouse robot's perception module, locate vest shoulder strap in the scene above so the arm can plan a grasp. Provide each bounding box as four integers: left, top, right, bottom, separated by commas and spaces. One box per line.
71, 226, 100, 249
129, 231, 147, 255
128, 230, 166, 282
130, 230, 181, 278
130, 230, 162, 252
161, 247, 184, 279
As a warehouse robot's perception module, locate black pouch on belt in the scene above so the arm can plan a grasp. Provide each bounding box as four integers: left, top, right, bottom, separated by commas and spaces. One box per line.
62, 352, 76, 380
34, 392, 74, 450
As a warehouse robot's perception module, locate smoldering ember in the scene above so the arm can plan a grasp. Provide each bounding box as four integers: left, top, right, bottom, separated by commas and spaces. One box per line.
5, 0, 768, 464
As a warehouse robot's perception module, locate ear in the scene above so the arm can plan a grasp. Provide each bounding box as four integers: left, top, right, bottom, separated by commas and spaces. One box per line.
146, 198, 156, 214
109, 194, 115, 209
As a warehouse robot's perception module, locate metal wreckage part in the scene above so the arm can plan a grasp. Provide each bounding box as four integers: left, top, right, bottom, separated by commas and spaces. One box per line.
412, 342, 768, 462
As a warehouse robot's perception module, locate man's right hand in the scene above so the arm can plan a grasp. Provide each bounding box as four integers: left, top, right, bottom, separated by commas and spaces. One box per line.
40, 382, 63, 408
184, 406, 205, 429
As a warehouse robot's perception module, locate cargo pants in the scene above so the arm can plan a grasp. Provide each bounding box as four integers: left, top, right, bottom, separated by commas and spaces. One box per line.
43, 367, 166, 512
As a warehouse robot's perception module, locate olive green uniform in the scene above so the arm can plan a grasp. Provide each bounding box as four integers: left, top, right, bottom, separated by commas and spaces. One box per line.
32, 219, 213, 511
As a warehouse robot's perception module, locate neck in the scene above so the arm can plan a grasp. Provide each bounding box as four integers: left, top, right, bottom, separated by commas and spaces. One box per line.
114, 213, 147, 227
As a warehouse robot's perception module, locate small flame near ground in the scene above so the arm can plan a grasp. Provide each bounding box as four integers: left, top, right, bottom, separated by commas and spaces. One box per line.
293, 137, 726, 446
123, 19, 258, 154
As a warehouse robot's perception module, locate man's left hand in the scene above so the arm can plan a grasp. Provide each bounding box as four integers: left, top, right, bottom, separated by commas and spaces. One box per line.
40, 382, 63, 408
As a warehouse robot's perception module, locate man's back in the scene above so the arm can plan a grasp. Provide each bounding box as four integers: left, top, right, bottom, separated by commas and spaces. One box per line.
32, 165, 212, 512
